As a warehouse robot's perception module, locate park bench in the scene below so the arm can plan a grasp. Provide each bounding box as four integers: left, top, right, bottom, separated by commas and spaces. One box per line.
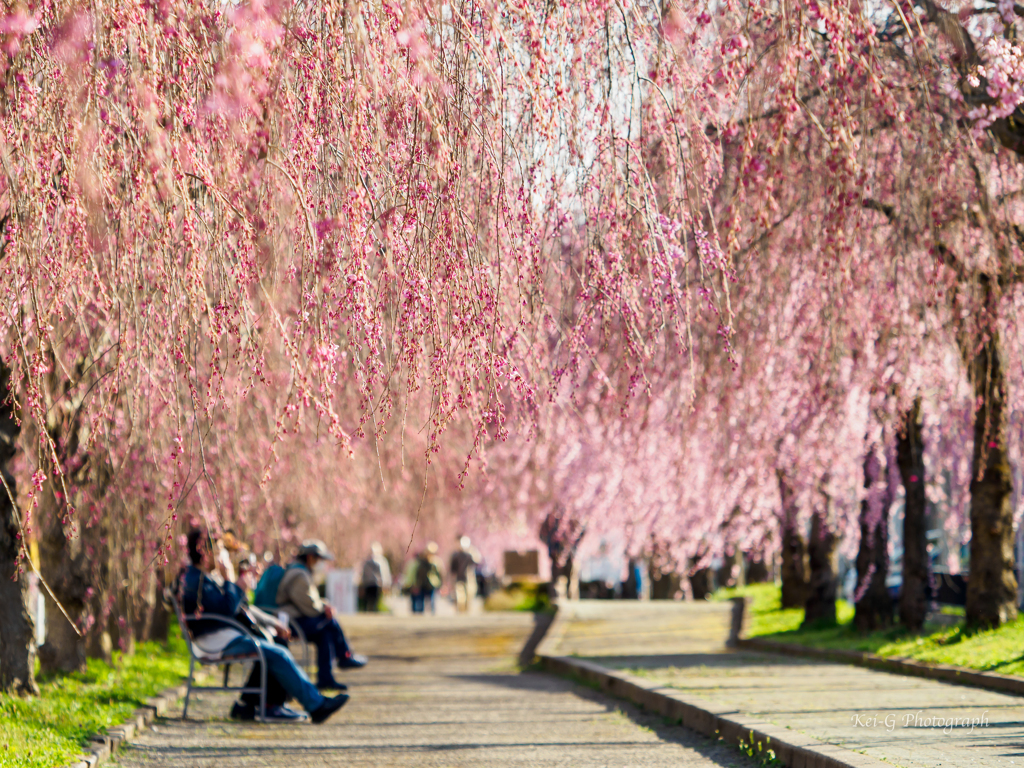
253, 598, 315, 677
170, 595, 268, 721
286, 618, 315, 677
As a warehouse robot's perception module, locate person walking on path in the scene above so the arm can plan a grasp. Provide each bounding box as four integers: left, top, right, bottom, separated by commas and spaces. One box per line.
450, 536, 480, 613
407, 542, 444, 614
276, 539, 367, 690
177, 530, 349, 724
360, 542, 391, 612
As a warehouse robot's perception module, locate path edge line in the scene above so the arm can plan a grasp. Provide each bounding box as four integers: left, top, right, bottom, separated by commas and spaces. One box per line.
58, 683, 187, 768
538, 654, 889, 768
738, 636, 1024, 696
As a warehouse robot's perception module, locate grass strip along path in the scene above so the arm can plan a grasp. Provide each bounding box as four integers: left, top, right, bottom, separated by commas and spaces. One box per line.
0, 628, 190, 768
714, 583, 1024, 676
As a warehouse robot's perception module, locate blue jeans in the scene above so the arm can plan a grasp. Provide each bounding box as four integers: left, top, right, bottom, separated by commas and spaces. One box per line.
222, 636, 324, 713
410, 589, 435, 613
293, 614, 354, 686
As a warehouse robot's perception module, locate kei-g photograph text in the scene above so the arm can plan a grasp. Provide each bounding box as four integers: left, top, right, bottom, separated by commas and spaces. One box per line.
851, 712, 991, 734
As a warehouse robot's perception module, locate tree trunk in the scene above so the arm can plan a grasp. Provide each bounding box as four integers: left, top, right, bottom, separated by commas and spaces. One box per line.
689, 566, 714, 600
897, 399, 929, 632
649, 566, 681, 599
0, 360, 37, 695
965, 326, 1018, 628
803, 489, 838, 626
745, 555, 771, 583
854, 448, 893, 631
84, 516, 116, 663
715, 548, 744, 589
778, 471, 809, 609
136, 568, 170, 643
37, 485, 87, 674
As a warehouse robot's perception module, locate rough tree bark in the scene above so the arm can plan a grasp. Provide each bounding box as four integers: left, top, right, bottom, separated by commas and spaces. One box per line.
36, 423, 96, 672
897, 399, 929, 632
148, 573, 170, 642
37, 482, 88, 674
135, 567, 169, 643
0, 360, 38, 695
965, 309, 1018, 628
778, 471, 810, 609
37, 367, 117, 669
854, 448, 893, 631
803, 488, 838, 626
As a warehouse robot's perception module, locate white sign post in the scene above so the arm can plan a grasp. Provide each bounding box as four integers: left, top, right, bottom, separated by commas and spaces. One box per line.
325, 568, 357, 615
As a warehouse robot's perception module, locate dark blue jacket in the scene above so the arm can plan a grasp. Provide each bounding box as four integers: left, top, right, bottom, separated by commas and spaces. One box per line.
176, 565, 246, 638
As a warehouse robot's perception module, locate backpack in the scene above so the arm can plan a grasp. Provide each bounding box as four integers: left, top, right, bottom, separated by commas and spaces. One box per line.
416, 556, 442, 590
253, 564, 286, 611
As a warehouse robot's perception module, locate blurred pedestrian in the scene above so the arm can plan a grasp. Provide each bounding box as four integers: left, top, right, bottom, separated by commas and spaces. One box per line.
360, 542, 391, 612
450, 536, 480, 613
211, 528, 245, 585
236, 553, 259, 594
408, 542, 443, 614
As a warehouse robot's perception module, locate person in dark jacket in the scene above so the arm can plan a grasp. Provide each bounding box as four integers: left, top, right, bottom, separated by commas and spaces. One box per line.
177, 529, 349, 723
276, 540, 367, 691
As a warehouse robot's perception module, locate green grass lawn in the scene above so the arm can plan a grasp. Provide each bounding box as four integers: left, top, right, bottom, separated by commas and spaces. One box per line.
484, 581, 554, 613
712, 583, 1024, 676
0, 628, 190, 768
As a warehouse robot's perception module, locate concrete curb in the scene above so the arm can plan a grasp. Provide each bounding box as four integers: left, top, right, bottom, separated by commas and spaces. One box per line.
60, 683, 187, 768
738, 636, 1024, 697
539, 654, 889, 768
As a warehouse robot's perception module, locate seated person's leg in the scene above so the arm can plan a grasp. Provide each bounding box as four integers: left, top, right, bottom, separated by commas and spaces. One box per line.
240, 661, 288, 710
294, 615, 338, 686
257, 641, 327, 714
222, 636, 325, 715
325, 617, 366, 667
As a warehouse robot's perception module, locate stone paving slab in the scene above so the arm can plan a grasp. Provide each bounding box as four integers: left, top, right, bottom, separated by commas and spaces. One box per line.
547, 601, 1024, 768
548, 601, 734, 657
542, 654, 891, 768
113, 612, 759, 768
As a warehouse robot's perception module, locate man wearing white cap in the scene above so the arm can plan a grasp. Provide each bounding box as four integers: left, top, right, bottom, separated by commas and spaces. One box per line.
277, 539, 368, 691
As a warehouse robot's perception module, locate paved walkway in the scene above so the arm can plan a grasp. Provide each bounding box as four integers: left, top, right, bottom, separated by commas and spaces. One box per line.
115, 612, 757, 767
549, 600, 1024, 768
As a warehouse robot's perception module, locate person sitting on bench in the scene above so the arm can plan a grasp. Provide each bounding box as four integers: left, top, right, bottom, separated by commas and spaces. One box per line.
177, 529, 349, 723
277, 540, 367, 691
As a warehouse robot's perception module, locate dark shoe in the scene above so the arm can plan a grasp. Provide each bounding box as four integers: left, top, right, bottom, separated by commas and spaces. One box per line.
317, 679, 349, 691
310, 693, 349, 724
230, 701, 256, 721
337, 652, 367, 669
265, 704, 307, 722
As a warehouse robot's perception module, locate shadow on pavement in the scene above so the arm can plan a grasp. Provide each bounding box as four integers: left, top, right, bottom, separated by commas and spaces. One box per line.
449, 668, 759, 768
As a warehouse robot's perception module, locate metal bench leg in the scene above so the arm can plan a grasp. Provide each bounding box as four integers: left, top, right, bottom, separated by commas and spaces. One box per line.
259, 656, 267, 721
183, 657, 195, 719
